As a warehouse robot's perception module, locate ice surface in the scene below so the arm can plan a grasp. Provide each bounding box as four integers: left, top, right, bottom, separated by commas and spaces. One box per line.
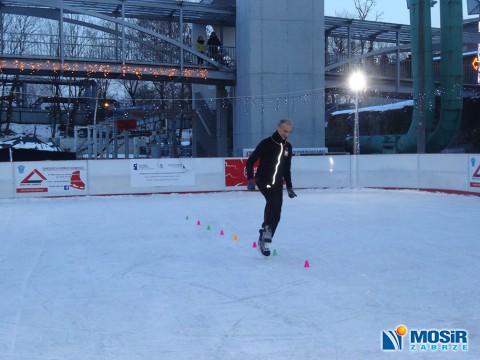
0, 189, 478, 359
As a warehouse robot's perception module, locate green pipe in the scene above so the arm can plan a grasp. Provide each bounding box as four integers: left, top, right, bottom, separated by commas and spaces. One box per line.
396, 0, 435, 153
426, 0, 463, 152
356, 0, 462, 154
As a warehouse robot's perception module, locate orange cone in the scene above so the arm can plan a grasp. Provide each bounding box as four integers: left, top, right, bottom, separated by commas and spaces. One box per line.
233, 234, 238, 241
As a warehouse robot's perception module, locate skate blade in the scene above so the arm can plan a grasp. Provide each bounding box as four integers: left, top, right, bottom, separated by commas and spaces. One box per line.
258, 247, 271, 258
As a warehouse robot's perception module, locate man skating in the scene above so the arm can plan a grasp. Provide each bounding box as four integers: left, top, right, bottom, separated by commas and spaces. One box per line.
246, 118, 297, 256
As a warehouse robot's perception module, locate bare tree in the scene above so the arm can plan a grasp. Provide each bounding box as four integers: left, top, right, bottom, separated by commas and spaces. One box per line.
96, 78, 112, 100
42, 15, 103, 137
329, 0, 384, 56
353, 0, 383, 21
120, 16, 193, 133
123, 79, 141, 106
1, 13, 40, 55
0, 13, 40, 134
1, 76, 21, 135
326, 0, 385, 110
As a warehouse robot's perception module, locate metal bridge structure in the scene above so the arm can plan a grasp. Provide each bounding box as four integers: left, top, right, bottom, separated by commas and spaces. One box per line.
324, 15, 480, 98
1, 1, 479, 94
0, 0, 236, 84
0, 0, 237, 158
1, 0, 480, 157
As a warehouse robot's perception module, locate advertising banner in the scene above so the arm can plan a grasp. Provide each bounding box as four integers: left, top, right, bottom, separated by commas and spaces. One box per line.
130, 159, 195, 187
14, 161, 88, 194
469, 155, 480, 188
225, 158, 258, 187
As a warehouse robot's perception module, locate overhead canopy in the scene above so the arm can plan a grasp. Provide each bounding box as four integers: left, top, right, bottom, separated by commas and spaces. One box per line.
0, 0, 236, 26
324, 15, 441, 47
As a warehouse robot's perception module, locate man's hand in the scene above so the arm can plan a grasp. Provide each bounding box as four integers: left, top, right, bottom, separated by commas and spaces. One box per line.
287, 188, 297, 198
247, 179, 256, 191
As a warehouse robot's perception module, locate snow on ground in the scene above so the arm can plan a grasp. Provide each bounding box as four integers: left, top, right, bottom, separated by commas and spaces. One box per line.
0, 189, 478, 360
1, 123, 59, 139
0, 136, 62, 152
331, 100, 414, 116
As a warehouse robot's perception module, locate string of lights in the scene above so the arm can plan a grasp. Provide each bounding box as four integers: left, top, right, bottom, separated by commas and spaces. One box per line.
0, 59, 210, 80
0, 59, 331, 103
0, 91, 325, 102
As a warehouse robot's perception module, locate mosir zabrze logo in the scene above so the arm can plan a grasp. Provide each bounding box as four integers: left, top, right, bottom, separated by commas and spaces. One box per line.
382, 325, 468, 352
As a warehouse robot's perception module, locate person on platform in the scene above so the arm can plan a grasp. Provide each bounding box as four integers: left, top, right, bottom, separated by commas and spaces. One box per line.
195, 35, 206, 65
207, 31, 222, 61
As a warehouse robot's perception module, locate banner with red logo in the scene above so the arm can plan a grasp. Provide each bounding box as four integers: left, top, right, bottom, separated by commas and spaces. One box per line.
14, 161, 88, 194
225, 158, 258, 187
469, 155, 480, 188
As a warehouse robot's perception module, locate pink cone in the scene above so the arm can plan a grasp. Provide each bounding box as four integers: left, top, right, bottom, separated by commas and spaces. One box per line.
252, 241, 257, 248
220, 230, 224, 235
197, 220, 201, 225
304, 260, 310, 268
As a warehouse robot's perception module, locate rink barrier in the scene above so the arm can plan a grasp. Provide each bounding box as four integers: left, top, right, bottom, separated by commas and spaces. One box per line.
0, 154, 479, 199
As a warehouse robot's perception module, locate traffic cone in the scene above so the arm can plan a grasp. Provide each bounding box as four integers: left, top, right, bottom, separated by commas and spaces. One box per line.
220, 230, 224, 235
304, 260, 310, 268
272, 249, 278, 256
197, 220, 201, 225
252, 241, 257, 248
233, 234, 238, 241
185, 216, 189, 220
207, 225, 211, 230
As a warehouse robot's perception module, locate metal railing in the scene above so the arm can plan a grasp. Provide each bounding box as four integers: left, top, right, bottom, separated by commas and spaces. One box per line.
326, 52, 479, 86
0, 32, 236, 70
194, 92, 216, 137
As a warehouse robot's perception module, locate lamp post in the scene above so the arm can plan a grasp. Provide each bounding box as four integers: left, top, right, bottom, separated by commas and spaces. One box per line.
348, 71, 366, 189
348, 71, 366, 155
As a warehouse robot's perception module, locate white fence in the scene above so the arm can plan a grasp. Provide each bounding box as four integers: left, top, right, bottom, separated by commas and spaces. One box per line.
1, 154, 479, 199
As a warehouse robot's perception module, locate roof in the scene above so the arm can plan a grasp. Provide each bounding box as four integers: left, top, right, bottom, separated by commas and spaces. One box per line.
325, 16, 441, 46
0, 0, 236, 26
325, 15, 480, 49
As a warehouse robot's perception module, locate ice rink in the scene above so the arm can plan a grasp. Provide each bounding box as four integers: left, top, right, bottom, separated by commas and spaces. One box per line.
0, 189, 478, 359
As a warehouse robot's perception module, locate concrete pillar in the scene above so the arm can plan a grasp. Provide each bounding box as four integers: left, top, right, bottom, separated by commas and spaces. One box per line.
234, 0, 325, 155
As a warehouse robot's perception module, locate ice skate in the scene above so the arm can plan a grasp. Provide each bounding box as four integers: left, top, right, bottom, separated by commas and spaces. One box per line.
258, 227, 271, 257
262, 225, 272, 243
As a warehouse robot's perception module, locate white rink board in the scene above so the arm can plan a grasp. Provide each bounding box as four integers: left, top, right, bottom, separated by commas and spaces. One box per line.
292, 155, 351, 189
0, 154, 479, 198
357, 154, 420, 189
87, 158, 224, 195
0, 162, 14, 198
418, 154, 470, 191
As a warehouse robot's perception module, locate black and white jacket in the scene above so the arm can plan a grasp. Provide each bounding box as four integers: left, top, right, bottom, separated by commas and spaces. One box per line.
246, 131, 293, 189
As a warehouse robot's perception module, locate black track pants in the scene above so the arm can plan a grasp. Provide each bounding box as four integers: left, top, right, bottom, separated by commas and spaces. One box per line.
256, 179, 283, 237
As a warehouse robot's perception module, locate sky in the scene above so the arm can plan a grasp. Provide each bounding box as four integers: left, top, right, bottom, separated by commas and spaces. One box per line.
0, 189, 478, 359
324, 0, 478, 28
